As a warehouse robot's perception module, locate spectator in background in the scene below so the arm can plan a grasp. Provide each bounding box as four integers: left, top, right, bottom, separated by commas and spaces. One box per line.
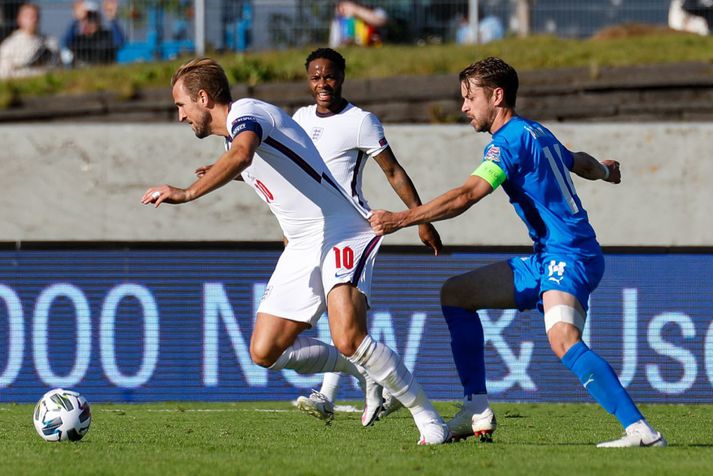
61, 0, 125, 66
329, 1, 388, 47
669, 0, 711, 35
455, 7, 505, 45
0, 3, 58, 79
0, 0, 23, 42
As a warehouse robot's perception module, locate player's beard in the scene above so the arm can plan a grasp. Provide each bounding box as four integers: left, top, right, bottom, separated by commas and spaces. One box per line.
470, 111, 494, 133
474, 119, 490, 133
191, 110, 212, 139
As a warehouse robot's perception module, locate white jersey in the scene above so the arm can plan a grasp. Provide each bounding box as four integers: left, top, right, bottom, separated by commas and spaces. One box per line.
292, 103, 389, 210
225, 98, 370, 241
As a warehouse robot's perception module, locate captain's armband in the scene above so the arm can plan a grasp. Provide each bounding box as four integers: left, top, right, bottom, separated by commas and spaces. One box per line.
472, 161, 506, 190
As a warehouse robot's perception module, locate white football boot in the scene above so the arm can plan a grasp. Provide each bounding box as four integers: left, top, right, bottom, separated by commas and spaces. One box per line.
597, 421, 667, 448
356, 369, 384, 427
377, 388, 404, 419
296, 390, 335, 422
417, 419, 451, 445
447, 406, 497, 442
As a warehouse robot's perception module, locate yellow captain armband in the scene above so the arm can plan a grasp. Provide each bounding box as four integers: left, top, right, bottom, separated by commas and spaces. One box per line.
472, 161, 507, 190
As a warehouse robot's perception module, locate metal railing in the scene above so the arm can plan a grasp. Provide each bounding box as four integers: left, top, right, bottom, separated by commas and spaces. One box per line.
0, 1, 689, 77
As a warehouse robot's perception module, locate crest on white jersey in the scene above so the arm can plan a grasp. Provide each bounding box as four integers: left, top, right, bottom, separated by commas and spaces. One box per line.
311, 127, 324, 141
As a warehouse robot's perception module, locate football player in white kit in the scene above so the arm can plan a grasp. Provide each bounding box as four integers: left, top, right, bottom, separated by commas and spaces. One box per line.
293, 48, 442, 423
141, 58, 450, 445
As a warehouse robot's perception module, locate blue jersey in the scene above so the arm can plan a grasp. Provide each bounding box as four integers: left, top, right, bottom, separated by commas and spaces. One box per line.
483, 116, 600, 257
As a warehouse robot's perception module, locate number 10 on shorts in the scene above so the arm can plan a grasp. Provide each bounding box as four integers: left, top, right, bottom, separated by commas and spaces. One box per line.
333, 246, 354, 269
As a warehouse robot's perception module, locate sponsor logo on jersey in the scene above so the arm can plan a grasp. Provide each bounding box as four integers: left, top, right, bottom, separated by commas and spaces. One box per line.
379, 137, 388, 147
484, 145, 501, 162
311, 127, 324, 141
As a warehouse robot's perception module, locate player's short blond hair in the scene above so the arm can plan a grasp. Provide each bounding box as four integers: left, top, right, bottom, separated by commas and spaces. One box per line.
171, 58, 232, 105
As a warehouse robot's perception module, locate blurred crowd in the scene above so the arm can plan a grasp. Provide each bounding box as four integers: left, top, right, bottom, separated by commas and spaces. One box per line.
669, 0, 713, 35
328, 1, 504, 47
1, 0, 713, 81
0, 0, 125, 79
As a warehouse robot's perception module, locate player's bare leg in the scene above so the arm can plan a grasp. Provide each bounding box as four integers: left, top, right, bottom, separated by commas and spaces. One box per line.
324, 284, 382, 426
250, 313, 310, 367
329, 284, 449, 444
440, 261, 515, 442
544, 291, 666, 448
249, 312, 369, 424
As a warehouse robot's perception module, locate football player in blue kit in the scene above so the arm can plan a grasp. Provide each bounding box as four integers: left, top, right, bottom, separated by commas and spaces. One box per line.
368, 57, 667, 448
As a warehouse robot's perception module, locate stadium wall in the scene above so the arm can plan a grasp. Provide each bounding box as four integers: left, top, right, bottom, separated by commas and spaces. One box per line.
1, 121, 711, 404
0, 122, 710, 246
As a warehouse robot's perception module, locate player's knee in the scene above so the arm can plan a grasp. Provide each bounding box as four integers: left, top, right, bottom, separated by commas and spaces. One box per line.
332, 337, 358, 357
548, 337, 570, 360
545, 307, 584, 359
249, 338, 278, 368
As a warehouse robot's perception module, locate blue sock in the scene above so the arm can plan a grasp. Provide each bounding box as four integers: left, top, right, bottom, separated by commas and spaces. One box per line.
561, 341, 643, 428
442, 306, 487, 396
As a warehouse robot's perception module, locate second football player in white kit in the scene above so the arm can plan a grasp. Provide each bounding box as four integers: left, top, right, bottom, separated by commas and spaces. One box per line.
292, 48, 442, 424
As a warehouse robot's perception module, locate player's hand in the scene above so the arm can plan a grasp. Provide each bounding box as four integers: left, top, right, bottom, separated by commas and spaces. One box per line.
601, 160, 621, 184
141, 185, 192, 207
418, 223, 442, 256
369, 210, 401, 236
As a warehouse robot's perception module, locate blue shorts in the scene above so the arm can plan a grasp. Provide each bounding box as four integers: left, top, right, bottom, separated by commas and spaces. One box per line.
508, 252, 605, 314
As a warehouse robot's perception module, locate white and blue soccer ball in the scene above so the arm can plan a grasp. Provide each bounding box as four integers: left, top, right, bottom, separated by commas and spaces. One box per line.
33, 388, 92, 442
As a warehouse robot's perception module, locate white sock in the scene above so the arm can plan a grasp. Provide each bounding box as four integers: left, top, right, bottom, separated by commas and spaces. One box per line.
319, 373, 341, 403
463, 393, 490, 414
269, 335, 361, 379
348, 335, 442, 430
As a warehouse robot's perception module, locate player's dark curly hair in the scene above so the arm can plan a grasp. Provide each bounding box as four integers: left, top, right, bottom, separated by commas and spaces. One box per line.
171, 57, 233, 105
459, 57, 518, 108
304, 48, 346, 73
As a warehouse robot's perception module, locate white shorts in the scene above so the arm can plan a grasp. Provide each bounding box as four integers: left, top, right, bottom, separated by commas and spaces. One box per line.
257, 228, 382, 327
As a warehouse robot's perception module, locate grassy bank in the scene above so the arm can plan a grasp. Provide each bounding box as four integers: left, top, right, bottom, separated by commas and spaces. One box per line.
2, 32, 713, 106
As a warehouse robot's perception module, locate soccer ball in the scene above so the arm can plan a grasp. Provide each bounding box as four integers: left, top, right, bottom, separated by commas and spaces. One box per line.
33, 388, 92, 442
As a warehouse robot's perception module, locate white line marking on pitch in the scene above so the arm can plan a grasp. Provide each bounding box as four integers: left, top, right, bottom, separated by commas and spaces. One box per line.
96, 407, 362, 413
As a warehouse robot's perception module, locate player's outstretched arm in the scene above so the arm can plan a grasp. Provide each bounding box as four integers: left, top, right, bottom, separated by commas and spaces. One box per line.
369, 175, 493, 235
570, 151, 621, 184
142, 132, 259, 207
373, 148, 443, 255
195, 164, 244, 181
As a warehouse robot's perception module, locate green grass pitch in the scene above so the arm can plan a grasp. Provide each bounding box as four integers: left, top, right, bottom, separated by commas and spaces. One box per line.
2, 401, 712, 475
